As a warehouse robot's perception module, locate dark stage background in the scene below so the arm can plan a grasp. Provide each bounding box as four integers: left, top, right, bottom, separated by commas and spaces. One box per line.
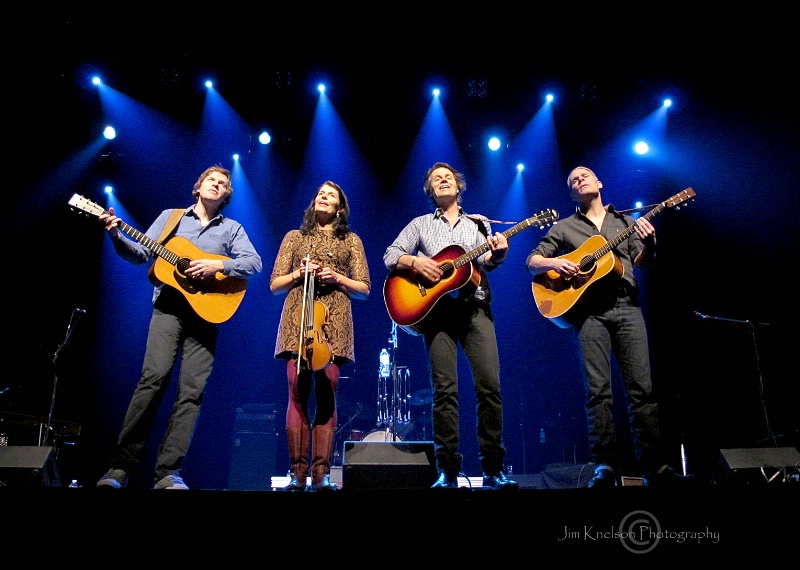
4, 19, 797, 490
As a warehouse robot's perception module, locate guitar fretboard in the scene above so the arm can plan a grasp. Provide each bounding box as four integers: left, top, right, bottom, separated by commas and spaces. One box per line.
592, 189, 694, 262
117, 222, 179, 266
451, 209, 559, 270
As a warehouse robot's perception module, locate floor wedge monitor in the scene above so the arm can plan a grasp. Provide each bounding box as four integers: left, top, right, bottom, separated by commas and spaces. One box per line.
343, 440, 436, 489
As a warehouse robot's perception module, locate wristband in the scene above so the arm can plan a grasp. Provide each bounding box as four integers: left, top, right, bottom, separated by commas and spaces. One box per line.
410, 257, 417, 269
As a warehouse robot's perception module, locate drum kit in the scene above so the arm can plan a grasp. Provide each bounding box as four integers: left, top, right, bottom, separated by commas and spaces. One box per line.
332, 323, 433, 464
344, 386, 431, 443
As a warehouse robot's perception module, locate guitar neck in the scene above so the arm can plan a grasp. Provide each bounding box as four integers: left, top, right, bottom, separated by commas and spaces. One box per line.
117, 222, 178, 266
452, 214, 551, 269
595, 203, 666, 260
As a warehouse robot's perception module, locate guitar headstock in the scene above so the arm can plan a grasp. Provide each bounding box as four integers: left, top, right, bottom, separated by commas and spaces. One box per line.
68, 194, 106, 218
665, 188, 696, 209
532, 208, 559, 228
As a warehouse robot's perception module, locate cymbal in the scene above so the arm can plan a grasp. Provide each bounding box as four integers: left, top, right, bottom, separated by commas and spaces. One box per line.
409, 389, 433, 406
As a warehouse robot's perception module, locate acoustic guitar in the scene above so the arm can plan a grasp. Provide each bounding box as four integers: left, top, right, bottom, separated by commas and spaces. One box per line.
384, 209, 559, 335
68, 194, 247, 324
531, 188, 695, 328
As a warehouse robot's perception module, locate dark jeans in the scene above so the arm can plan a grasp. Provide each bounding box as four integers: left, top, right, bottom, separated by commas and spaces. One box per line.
422, 298, 507, 475
573, 295, 661, 475
110, 290, 218, 483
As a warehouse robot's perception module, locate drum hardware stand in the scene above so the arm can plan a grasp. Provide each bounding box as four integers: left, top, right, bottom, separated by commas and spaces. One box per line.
333, 403, 363, 466
376, 322, 410, 441
40, 308, 85, 448
336, 403, 363, 438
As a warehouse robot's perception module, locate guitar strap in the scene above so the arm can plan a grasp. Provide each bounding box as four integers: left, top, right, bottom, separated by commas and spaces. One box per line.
147, 209, 185, 287
156, 209, 186, 244
465, 214, 490, 238
464, 214, 492, 302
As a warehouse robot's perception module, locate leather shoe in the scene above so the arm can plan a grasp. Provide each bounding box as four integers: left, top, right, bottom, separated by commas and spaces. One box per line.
643, 465, 694, 487
482, 472, 519, 490
588, 465, 616, 488
431, 471, 459, 489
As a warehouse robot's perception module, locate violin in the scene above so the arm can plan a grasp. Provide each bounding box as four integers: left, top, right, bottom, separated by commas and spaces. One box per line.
296, 254, 333, 372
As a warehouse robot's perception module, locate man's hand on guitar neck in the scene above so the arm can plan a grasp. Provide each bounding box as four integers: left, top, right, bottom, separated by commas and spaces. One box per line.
485, 231, 508, 267
99, 207, 123, 238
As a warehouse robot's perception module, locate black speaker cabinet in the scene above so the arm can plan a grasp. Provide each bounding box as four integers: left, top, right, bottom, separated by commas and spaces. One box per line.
717, 447, 800, 485
343, 441, 436, 489
0, 446, 61, 487
228, 404, 277, 490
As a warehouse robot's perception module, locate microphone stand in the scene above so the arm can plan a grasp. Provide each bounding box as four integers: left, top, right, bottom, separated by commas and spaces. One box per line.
389, 322, 399, 441
41, 309, 84, 447
693, 310, 776, 446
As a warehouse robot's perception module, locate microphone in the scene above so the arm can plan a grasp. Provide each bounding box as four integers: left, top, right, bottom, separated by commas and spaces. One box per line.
693, 310, 758, 326
74, 308, 87, 314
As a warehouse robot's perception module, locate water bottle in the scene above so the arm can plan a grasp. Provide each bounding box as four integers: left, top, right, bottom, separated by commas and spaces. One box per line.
379, 348, 390, 378
539, 427, 546, 444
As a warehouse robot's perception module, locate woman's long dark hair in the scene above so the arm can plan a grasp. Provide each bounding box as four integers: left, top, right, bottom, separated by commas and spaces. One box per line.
299, 181, 351, 239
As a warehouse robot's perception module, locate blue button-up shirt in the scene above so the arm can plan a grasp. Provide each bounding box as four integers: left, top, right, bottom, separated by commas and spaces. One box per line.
111, 206, 262, 303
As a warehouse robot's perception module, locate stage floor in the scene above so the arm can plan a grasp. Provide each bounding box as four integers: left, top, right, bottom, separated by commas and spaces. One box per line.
3, 483, 797, 560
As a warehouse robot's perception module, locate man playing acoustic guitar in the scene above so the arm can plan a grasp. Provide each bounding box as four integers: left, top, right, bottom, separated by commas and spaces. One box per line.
383, 161, 517, 490
95, 165, 262, 490
526, 166, 687, 488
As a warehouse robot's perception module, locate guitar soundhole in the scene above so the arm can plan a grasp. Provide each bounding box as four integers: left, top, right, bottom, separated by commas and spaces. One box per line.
579, 256, 595, 273
175, 257, 202, 292
176, 257, 192, 277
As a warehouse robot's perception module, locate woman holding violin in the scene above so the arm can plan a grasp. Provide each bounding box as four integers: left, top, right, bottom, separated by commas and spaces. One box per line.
270, 181, 371, 491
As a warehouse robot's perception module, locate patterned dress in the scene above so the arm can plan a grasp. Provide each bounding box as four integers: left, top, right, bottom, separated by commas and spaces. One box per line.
271, 229, 371, 365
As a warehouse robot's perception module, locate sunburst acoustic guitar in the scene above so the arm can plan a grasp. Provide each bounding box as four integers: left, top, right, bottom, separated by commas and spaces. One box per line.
384, 209, 559, 335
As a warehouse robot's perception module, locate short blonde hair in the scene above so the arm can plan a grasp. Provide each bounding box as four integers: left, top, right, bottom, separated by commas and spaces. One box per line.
567, 166, 597, 188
